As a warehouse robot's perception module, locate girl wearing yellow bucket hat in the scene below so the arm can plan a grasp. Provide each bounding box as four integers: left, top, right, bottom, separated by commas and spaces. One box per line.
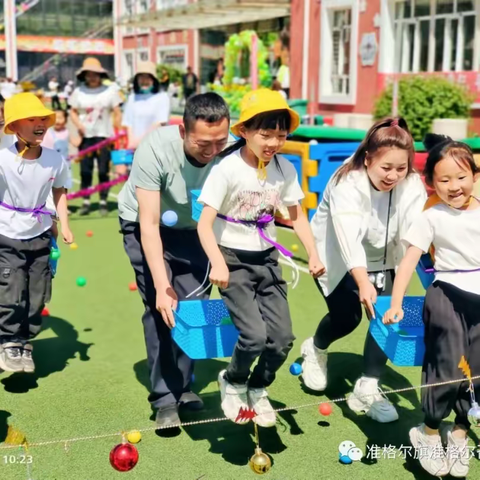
69, 57, 123, 216
197, 88, 325, 426
0, 93, 74, 373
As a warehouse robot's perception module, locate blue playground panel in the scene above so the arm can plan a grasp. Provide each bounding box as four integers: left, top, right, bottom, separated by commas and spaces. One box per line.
417, 254, 435, 290
370, 296, 425, 367
307, 142, 360, 221
172, 300, 238, 359
282, 154, 302, 183
191, 189, 202, 222
111, 149, 134, 165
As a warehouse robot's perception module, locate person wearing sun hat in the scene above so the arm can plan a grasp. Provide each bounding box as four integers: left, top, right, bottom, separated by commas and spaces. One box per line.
197, 88, 325, 426
69, 57, 123, 216
0, 93, 74, 374
123, 61, 170, 152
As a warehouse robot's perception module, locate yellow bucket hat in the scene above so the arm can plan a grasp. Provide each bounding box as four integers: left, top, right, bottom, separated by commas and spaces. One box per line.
230, 88, 300, 137
4, 93, 55, 135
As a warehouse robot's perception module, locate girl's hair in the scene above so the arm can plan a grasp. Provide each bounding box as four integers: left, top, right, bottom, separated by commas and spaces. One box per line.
334, 116, 415, 184
55, 108, 68, 120
423, 133, 479, 186
219, 109, 291, 159
0, 94, 4, 103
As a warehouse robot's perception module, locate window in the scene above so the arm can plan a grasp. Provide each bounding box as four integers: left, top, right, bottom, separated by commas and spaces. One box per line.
138, 50, 150, 62
320, 0, 358, 104
394, 0, 476, 73
124, 52, 134, 79
331, 10, 351, 95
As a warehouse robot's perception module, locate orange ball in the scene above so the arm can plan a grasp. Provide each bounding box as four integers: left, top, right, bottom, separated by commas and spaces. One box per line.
86, 231, 93, 237
129, 282, 138, 291
319, 402, 333, 416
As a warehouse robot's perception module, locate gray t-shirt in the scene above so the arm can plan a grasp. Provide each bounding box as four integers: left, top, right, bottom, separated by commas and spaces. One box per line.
118, 125, 219, 229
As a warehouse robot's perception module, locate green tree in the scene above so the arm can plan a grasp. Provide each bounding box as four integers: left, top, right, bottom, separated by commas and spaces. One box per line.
374, 76, 473, 140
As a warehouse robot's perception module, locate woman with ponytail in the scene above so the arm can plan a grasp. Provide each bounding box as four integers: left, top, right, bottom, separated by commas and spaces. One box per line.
302, 117, 427, 423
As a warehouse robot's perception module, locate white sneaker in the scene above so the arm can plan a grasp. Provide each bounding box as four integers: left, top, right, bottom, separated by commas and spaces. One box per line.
248, 388, 276, 428
409, 424, 449, 477
347, 377, 399, 423
301, 337, 327, 391
218, 370, 250, 423
444, 427, 471, 478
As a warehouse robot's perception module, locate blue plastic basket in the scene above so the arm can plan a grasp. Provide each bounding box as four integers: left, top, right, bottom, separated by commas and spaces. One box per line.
111, 149, 133, 165
416, 254, 435, 290
369, 296, 425, 366
191, 189, 203, 222
172, 300, 239, 359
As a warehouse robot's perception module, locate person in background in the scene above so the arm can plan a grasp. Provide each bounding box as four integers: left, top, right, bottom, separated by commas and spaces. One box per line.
271, 79, 287, 100
63, 80, 74, 109
182, 66, 198, 101
48, 77, 61, 110
159, 68, 170, 92
69, 57, 122, 217
0, 94, 15, 150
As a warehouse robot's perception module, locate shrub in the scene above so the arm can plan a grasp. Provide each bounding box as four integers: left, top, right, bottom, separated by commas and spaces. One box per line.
374, 76, 473, 140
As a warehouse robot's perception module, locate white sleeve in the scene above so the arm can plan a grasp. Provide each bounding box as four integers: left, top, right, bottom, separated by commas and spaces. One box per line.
402, 211, 434, 253
280, 161, 304, 207
153, 94, 170, 124
53, 157, 70, 188
329, 182, 368, 270
68, 88, 79, 108
110, 88, 123, 108
197, 165, 229, 212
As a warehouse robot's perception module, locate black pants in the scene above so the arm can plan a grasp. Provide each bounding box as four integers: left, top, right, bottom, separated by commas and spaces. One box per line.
79, 137, 111, 201
0, 231, 52, 344
120, 219, 211, 409
422, 281, 480, 430
314, 272, 393, 379
51, 95, 62, 110
220, 246, 295, 388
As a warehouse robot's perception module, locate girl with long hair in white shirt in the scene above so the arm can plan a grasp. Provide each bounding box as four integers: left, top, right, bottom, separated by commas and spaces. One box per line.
303, 117, 427, 423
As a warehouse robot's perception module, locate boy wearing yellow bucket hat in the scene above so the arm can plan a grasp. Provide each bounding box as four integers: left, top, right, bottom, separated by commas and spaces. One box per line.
197, 89, 325, 426
0, 93, 74, 374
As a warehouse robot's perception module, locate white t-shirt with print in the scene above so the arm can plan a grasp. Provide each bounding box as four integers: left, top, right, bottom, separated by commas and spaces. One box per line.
198, 149, 304, 251
0, 145, 69, 239
362, 186, 398, 272
68, 85, 122, 138
403, 201, 480, 295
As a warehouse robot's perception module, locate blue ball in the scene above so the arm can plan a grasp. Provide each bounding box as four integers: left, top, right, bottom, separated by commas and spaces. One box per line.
339, 454, 353, 465
289, 363, 303, 376
162, 210, 178, 227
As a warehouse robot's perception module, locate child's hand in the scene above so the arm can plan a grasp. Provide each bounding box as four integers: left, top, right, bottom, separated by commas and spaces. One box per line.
62, 227, 74, 245
308, 255, 326, 278
383, 307, 404, 325
209, 263, 229, 289
358, 280, 378, 320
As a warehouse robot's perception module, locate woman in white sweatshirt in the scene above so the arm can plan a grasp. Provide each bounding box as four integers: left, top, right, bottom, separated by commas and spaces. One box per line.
302, 117, 427, 423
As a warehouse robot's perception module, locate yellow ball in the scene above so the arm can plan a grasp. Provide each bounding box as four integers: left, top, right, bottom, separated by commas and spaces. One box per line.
291, 244, 299, 252
127, 431, 142, 444
70, 243, 78, 250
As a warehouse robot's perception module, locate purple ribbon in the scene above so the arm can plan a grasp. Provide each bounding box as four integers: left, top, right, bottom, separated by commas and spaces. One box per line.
0, 201, 52, 223
217, 213, 293, 257
425, 267, 480, 274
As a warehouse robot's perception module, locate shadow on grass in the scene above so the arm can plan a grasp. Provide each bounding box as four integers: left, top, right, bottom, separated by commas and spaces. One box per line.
68, 200, 118, 220
0, 410, 10, 442
1, 316, 93, 394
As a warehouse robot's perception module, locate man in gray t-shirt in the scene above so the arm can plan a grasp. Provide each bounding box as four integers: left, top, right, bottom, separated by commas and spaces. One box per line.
118, 93, 230, 429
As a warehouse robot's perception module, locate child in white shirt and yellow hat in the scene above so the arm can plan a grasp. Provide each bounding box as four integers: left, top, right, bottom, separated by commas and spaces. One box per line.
197, 88, 325, 427
0, 93, 74, 374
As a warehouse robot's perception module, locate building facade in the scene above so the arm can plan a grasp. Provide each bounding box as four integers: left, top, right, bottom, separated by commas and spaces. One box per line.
290, 0, 480, 124
0, 0, 114, 85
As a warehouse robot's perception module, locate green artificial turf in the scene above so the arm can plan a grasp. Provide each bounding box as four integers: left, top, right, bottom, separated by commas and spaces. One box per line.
1, 174, 478, 479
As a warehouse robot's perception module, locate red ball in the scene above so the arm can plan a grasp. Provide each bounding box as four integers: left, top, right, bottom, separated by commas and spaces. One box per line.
129, 282, 137, 291
109, 443, 139, 472
86, 230, 93, 237
319, 402, 333, 416
41, 307, 50, 317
